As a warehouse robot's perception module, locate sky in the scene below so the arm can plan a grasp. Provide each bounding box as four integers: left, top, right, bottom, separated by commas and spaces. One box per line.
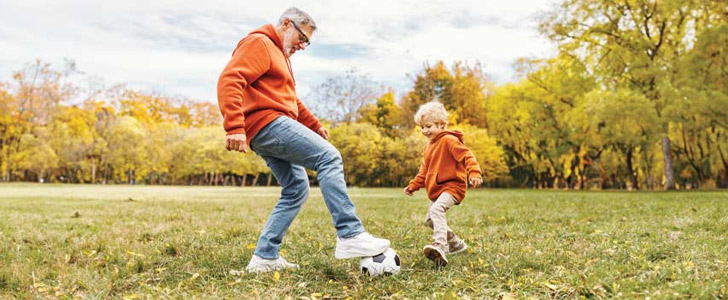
0, 0, 559, 104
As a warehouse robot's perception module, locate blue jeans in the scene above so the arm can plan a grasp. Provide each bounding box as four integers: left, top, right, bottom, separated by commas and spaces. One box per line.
249, 116, 364, 259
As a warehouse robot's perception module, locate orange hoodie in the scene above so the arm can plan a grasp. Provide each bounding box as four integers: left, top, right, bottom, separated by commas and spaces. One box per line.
406, 130, 482, 203
217, 24, 321, 144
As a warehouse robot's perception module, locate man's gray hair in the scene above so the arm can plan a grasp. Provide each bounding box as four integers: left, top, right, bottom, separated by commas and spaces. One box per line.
278, 7, 317, 31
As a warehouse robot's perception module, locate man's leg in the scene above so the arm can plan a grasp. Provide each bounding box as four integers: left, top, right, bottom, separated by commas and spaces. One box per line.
253, 156, 309, 259
251, 117, 364, 236
244, 155, 308, 273
251, 117, 388, 258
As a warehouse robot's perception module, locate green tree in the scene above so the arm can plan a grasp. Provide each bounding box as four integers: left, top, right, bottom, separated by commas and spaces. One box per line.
666, 23, 728, 187
540, 0, 706, 189
580, 88, 660, 189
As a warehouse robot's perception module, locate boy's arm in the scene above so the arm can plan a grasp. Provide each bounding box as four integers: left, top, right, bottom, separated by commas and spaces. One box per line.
449, 139, 482, 180
406, 161, 427, 192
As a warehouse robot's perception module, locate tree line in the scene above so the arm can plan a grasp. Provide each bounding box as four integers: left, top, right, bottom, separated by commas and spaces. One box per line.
1, 0, 726, 189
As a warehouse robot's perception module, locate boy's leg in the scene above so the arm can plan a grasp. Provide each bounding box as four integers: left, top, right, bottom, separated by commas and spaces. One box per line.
423, 192, 456, 266
425, 216, 457, 244
425, 198, 466, 254
427, 192, 457, 247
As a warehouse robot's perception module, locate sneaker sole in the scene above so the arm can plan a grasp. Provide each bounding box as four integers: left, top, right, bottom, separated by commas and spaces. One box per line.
246, 265, 299, 274
423, 246, 448, 267
334, 241, 390, 259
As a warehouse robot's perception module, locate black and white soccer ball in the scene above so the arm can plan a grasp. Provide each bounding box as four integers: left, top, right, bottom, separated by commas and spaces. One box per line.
360, 247, 401, 276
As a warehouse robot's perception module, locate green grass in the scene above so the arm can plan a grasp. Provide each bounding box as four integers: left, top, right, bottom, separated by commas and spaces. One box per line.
1, 184, 727, 299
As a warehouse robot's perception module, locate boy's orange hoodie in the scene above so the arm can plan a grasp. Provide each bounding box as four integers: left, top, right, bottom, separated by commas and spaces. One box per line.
406, 130, 482, 203
217, 24, 321, 144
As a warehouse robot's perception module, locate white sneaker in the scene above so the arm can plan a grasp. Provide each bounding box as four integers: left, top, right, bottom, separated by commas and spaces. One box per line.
335, 232, 390, 259
245, 255, 299, 273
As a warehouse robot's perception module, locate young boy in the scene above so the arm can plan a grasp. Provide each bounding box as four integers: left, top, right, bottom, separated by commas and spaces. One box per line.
403, 101, 483, 267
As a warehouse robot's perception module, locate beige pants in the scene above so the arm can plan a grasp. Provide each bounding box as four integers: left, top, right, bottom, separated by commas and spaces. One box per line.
424, 192, 459, 248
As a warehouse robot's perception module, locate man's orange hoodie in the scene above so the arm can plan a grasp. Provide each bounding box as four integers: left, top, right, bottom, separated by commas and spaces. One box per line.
406, 130, 482, 203
217, 24, 321, 144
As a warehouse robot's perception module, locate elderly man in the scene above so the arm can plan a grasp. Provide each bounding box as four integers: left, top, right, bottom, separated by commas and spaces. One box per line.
217, 7, 390, 273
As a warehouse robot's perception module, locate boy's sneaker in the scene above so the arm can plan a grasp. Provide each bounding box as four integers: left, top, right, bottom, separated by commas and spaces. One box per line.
447, 239, 468, 255
335, 232, 390, 259
245, 255, 299, 273
423, 243, 448, 267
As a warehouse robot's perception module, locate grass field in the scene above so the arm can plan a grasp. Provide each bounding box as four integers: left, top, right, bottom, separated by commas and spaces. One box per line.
1, 184, 727, 299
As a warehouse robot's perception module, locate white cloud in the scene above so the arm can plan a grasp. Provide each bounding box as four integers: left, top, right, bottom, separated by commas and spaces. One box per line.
0, 0, 558, 103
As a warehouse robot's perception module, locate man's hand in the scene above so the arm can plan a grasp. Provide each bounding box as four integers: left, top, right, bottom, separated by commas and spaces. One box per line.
225, 133, 248, 153
403, 187, 413, 196
317, 127, 329, 140
469, 177, 483, 188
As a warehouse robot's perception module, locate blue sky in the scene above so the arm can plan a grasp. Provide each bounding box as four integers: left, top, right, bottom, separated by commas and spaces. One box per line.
0, 0, 558, 103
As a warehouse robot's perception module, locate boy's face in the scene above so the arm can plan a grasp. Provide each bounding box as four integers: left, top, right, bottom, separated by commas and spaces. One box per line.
420, 119, 445, 140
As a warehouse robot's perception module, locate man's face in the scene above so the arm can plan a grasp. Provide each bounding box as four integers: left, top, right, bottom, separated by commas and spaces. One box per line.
283, 19, 313, 57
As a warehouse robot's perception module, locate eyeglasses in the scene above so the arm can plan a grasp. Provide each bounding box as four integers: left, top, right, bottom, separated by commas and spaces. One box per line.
290, 21, 310, 46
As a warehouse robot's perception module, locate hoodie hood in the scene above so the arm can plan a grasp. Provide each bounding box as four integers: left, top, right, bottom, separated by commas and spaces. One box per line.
243, 24, 284, 53
431, 130, 464, 144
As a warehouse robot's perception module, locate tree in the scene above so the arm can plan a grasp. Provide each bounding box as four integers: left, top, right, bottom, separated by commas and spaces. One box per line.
12, 59, 76, 125
400, 61, 491, 128
357, 89, 402, 137
0, 84, 20, 181
13, 130, 58, 182
48, 106, 100, 183
329, 122, 383, 185
106, 116, 147, 183
3, 60, 74, 181
449, 124, 510, 184
540, 0, 705, 189
579, 88, 660, 189
666, 23, 728, 187
306, 69, 382, 124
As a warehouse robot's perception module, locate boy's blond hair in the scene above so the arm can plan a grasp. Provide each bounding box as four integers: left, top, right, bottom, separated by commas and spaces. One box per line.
414, 101, 448, 126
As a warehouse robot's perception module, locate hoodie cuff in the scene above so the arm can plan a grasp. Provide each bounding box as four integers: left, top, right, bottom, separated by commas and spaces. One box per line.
226, 128, 247, 136
310, 123, 323, 134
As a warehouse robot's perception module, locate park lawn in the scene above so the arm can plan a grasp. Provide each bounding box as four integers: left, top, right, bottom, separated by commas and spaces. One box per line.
1, 184, 727, 299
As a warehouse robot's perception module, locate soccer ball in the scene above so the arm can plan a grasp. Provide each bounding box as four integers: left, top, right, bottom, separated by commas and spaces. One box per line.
360, 248, 401, 276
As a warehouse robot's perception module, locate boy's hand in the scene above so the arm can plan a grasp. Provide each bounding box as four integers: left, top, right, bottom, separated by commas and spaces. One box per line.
469, 177, 483, 188
403, 187, 413, 196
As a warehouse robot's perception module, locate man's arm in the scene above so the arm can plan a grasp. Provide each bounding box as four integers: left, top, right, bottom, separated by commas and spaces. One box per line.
296, 98, 326, 139
217, 36, 271, 152
217, 36, 271, 136
296, 98, 323, 132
